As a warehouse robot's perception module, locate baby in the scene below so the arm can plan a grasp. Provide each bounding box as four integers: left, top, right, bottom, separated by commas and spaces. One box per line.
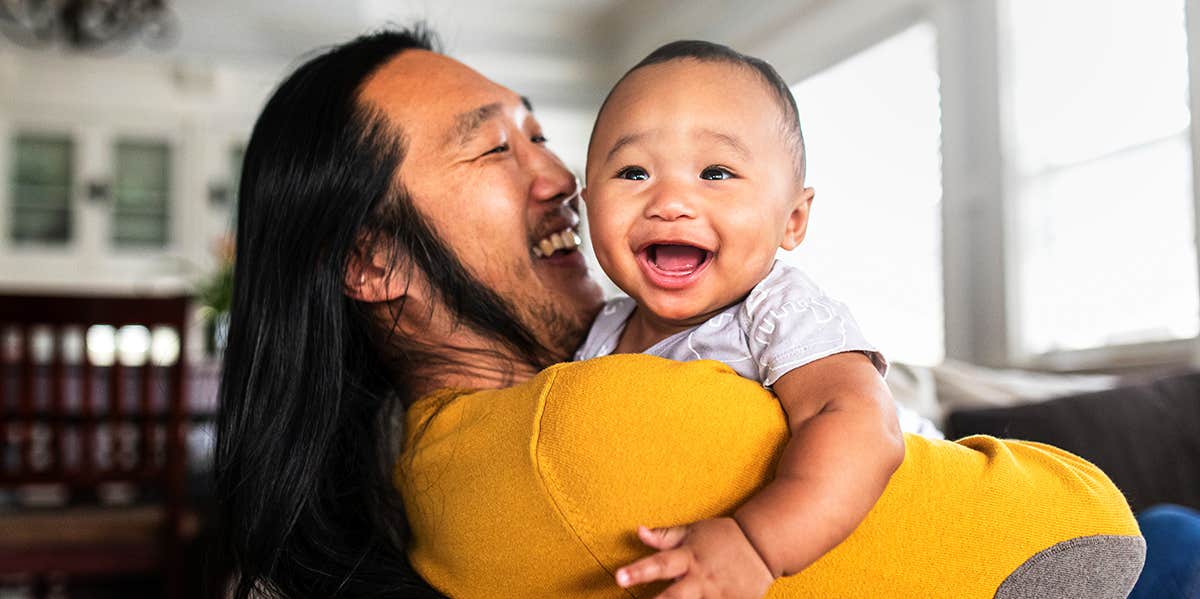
578, 41, 911, 596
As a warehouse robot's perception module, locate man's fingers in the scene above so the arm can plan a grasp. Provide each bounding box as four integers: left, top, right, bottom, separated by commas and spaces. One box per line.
615, 548, 692, 588
638, 524, 688, 549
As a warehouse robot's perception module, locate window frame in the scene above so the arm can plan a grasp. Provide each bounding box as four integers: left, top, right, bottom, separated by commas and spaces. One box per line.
111, 137, 173, 249
4, 128, 79, 251
749, 0, 1200, 371
749, 1, 979, 365
10, 132, 75, 245
998, 0, 1200, 371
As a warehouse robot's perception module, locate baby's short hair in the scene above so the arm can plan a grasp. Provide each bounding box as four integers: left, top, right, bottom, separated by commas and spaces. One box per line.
599, 40, 807, 182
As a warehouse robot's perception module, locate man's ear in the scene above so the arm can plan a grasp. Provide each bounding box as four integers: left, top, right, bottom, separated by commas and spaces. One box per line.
780, 186, 815, 251
344, 242, 413, 304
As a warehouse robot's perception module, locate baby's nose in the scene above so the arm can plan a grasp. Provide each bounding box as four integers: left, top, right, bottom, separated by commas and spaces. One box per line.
644, 188, 697, 221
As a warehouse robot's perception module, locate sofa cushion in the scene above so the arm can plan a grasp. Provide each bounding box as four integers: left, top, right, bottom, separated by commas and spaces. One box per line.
946, 372, 1200, 512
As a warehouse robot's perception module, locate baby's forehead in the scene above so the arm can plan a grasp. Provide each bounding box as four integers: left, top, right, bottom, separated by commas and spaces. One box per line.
608, 59, 775, 108
591, 60, 792, 157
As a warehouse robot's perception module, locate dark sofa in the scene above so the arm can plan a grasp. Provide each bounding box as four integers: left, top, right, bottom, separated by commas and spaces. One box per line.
945, 372, 1200, 512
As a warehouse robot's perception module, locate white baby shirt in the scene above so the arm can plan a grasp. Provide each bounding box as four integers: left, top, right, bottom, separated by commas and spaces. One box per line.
575, 260, 943, 438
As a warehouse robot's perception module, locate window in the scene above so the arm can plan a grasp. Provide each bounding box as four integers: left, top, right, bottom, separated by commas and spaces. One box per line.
112, 140, 171, 247
1002, 0, 1198, 354
9, 134, 73, 244
787, 22, 944, 365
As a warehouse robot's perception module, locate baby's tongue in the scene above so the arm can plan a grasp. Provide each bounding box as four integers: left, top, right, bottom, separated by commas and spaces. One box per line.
652, 244, 705, 272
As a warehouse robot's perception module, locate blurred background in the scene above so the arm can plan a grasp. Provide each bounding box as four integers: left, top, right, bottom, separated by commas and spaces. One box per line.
1, 0, 1198, 597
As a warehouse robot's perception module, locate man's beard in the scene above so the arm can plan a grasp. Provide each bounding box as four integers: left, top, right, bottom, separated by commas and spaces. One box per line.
369, 184, 592, 374
520, 291, 591, 364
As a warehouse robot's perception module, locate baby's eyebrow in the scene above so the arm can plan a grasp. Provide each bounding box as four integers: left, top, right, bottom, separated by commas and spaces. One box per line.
604, 128, 753, 162
699, 129, 752, 160
606, 131, 648, 162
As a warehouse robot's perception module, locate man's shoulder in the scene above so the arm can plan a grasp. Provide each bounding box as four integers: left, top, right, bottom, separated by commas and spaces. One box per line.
532, 355, 781, 428
547, 354, 767, 394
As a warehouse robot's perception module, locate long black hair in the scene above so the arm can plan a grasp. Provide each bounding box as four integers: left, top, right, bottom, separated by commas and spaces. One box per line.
213, 26, 457, 599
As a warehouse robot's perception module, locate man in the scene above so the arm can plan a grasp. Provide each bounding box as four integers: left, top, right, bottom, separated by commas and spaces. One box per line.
215, 26, 604, 599
215, 26, 1143, 599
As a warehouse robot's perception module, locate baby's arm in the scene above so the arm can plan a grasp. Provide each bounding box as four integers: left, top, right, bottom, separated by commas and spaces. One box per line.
614, 351, 904, 593
734, 350, 904, 577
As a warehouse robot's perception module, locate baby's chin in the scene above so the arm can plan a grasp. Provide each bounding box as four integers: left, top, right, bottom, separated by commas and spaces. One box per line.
636, 291, 731, 328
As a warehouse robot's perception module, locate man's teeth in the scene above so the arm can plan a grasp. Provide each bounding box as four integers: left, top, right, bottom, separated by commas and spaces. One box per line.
532, 228, 582, 258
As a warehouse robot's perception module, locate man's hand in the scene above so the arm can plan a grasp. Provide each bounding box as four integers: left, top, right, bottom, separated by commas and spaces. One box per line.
614, 518, 774, 599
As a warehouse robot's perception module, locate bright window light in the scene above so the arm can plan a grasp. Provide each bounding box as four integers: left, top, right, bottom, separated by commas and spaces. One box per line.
787, 22, 944, 366
1003, 0, 1199, 353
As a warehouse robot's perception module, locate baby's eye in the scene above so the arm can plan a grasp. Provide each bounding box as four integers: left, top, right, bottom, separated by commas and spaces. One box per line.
617, 166, 649, 181
700, 166, 734, 181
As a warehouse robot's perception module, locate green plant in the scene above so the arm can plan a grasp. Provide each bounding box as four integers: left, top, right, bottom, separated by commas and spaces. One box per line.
197, 234, 235, 323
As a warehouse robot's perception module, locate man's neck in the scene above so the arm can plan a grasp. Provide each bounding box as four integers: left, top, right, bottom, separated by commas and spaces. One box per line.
388, 305, 544, 397
406, 339, 543, 397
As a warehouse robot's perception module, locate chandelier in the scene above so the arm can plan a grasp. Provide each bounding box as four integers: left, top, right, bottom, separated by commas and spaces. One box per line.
0, 0, 176, 52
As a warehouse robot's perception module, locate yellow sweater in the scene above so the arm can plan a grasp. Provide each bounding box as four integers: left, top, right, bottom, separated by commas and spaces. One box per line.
396, 355, 1142, 598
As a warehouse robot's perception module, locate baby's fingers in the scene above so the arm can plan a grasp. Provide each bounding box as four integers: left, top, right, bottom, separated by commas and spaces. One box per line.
638, 524, 688, 550
655, 575, 704, 599
615, 548, 692, 588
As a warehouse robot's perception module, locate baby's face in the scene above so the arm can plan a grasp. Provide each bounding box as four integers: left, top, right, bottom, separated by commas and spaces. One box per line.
585, 60, 813, 325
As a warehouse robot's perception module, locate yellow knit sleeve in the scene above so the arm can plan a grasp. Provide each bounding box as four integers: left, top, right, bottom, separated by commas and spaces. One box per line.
398, 354, 1142, 598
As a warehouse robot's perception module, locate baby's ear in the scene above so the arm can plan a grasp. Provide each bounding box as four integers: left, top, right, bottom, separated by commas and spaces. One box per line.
779, 187, 815, 251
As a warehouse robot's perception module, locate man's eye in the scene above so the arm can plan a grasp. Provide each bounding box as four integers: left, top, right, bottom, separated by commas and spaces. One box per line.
616, 166, 649, 181
484, 143, 510, 156
700, 166, 734, 181
531, 134, 548, 144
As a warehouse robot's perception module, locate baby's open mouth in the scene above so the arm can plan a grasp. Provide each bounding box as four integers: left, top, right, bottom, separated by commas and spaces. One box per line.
636, 243, 714, 290
644, 244, 712, 275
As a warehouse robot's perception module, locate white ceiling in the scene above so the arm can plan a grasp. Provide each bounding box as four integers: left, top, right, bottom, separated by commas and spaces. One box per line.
1, 0, 831, 107
169, 0, 621, 63
157, 0, 629, 105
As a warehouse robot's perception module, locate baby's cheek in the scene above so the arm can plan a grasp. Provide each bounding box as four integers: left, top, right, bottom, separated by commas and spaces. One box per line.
585, 207, 622, 257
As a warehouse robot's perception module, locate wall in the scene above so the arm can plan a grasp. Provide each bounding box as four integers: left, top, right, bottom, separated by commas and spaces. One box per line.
0, 29, 606, 294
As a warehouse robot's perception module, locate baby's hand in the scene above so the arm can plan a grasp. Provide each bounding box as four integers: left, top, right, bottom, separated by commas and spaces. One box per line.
615, 518, 773, 599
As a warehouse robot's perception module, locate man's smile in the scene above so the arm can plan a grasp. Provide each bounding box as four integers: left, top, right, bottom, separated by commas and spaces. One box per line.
531, 225, 582, 258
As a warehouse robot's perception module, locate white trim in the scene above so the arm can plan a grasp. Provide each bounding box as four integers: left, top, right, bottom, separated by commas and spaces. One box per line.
1021, 337, 1196, 372
935, 0, 1013, 367
1187, 0, 1200, 368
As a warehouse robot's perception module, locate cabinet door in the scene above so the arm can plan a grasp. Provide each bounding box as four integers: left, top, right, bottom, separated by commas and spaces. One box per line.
112, 140, 171, 248
8, 134, 74, 245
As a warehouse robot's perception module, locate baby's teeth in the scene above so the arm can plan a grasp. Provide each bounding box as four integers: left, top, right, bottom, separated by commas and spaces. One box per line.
539, 238, 555, 256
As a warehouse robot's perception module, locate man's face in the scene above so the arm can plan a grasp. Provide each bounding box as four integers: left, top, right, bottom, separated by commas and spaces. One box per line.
360, 50, 603, 357
585, 60, 810, 325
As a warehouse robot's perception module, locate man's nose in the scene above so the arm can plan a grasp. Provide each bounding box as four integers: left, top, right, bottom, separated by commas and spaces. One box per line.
528, 148, 579, 205
643, 181, 697, 221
